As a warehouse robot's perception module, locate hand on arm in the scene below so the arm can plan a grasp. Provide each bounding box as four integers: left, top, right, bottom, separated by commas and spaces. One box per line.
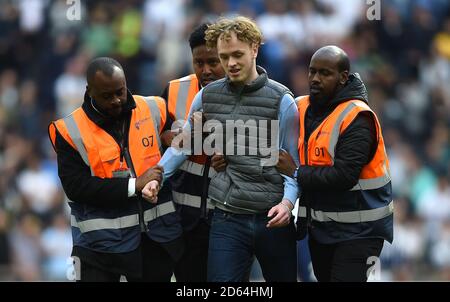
276, 149, 298, 177
211, 152, 227, 172
135, 165, 163, 193
141, 180, 160, 203
266, 198, 294, 228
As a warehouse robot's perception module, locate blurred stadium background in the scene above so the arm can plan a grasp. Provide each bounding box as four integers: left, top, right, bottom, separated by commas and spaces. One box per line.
0, 0, 449, 281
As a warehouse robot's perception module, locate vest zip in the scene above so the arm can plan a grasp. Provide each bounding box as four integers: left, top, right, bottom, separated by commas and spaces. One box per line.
123, 146, 148, 233
228, 93, 242, 154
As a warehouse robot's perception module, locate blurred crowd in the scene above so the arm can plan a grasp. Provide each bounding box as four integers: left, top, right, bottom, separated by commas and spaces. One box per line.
0, 0, 449, 281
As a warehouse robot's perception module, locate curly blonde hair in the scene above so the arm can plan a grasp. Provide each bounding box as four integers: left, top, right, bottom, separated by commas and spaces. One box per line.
205, 16, 263, 50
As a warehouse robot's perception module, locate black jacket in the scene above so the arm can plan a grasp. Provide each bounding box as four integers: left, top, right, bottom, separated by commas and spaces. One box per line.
298, 73, 377, 190
51, 90, 147, 277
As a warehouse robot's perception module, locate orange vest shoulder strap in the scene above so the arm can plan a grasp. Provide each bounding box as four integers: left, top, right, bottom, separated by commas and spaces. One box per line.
338, 100, 380, 140
48, 122, 58, 150
49, 109, 92, 170
295, 95, 310, 109
49, 110, 83, 152
295, 95, 310, 121
153, 96, 167, 132
168, 74, 198, 121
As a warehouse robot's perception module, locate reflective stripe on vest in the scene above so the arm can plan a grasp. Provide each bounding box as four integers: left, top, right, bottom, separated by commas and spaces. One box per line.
350, 174, 391, 191
143, 201, 176, 222
172, 191, 215, 209
63, 114, 94, 176
327, 102, 358, 162
328, 101, 391, 190
298, 200, 393, 223
168, 74, 199, 121
179, 160, 217, 178
71, 201, 176, 233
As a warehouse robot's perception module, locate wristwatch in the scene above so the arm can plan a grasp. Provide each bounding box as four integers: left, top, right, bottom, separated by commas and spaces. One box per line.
293, 166, 299, 180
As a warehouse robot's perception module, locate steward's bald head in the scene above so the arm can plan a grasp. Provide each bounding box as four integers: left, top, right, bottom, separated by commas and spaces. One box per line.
311, 45, 350, 73
308, 45, 350, 108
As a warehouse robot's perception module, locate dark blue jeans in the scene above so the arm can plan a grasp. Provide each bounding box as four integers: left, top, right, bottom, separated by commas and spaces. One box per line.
207, 208, 297, 282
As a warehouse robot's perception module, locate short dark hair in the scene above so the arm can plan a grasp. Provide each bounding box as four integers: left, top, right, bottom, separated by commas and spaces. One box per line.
86, 57, 123, 85
189, 23, 211, 51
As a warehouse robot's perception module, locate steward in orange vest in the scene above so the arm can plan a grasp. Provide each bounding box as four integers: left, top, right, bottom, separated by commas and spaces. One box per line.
276, 46, 393, 282
295, 94, 392, 243
48, 57, 182, 281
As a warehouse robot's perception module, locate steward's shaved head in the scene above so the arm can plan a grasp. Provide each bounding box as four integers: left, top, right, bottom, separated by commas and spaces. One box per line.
311, 45, 350, 73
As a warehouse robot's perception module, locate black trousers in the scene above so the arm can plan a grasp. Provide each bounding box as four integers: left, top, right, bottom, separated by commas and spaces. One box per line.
309, 237, 384, 282
174, 220, 210, 282
77, 235, 175, 282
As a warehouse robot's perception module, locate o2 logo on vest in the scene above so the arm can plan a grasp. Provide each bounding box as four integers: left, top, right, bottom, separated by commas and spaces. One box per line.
142, 135, 154, 147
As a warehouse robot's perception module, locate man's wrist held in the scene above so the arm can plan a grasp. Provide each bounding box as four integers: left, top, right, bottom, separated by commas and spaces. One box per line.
280, 201, 293, 214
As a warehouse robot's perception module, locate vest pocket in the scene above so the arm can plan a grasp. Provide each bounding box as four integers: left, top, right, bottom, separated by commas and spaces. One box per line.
76, 206, 125, 249
159, 211, 181, 226
146, 211, 182, 242
83, 228, 124, 249
98, 146, 120, 178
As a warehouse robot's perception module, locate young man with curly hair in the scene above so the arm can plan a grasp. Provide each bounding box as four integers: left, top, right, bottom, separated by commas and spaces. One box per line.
144, 16, 299, 282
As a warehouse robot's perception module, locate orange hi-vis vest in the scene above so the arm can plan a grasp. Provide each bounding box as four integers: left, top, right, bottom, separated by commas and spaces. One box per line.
296, 95, 393, 243
49, 96, 165, 178
167, 74, 208, 163
167, 74, 215, 217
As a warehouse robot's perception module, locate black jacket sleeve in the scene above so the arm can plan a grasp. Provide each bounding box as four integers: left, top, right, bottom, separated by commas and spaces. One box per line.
298, 112, 377, 190
54, 128, 130, 208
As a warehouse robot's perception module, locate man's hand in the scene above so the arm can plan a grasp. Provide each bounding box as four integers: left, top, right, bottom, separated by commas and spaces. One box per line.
267, 199, 293, 228
141, 180, 160, 203
276, 149, 297, 177
135, 165, 163, 193
211, 152, 226, 172
161, 129, 181, 148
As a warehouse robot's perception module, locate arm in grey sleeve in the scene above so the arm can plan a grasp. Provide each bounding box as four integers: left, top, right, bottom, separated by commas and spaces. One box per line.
158, 89, 203, 181
278, 94, 300, 205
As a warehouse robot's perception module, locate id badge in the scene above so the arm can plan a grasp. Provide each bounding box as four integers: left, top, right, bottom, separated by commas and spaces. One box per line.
112, 168, 131, 178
